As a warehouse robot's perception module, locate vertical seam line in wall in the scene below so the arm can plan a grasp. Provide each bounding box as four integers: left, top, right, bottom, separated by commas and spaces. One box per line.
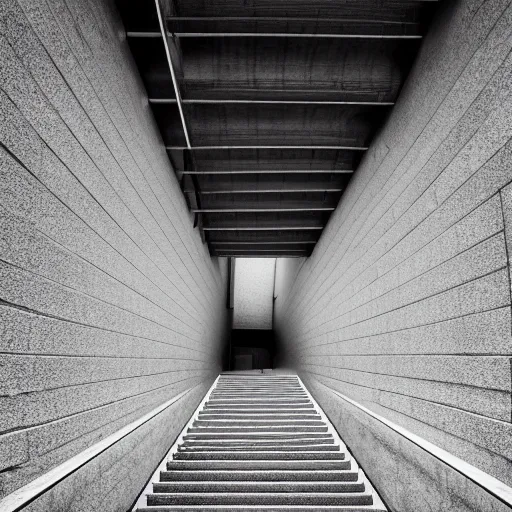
498, 187, 512, 423
498, 187, 512, 335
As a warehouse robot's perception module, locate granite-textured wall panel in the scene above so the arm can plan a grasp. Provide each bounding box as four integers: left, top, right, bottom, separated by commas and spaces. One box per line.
21, 383, 210, 512
275, 1, 512, 510
0, 0, 227, 507
303, 375, 511, 512
283, 0, 512, 315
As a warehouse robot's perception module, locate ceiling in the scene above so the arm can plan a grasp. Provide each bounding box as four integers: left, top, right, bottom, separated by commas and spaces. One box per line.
118, 0, 438, 258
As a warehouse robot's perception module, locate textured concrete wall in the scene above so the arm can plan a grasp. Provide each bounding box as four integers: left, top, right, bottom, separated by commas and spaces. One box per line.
275, 1, 512, 511
0, 0, 228, 509
274, 258, 306, 305
233, 258, 276, 330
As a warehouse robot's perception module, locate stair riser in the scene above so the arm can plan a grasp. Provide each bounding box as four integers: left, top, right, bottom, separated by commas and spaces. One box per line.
172, 453, 345, 461
198, 415, 321, 420
178, 445, 340, 452
152, 482, 366, 493
181, 441, 335, 447
159, 471, 360, 482
166, 461, 352, 470
204, 404, 315, 409
193, 421, 325, 427
182, 436, 334, 443
187, 427, 328, 433
183, 434, 333, 441
139, 507, 375, 512
147, 494, 374, 506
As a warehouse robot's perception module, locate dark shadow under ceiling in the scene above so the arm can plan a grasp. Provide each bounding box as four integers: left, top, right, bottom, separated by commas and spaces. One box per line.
117, 0, 438, 258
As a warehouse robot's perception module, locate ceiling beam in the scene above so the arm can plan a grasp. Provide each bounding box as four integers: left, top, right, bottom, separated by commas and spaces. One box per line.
175, 33, 422, 39
213, 254, 306, 258
210, 241, 315, 245
127, 31, 421, 39
203, 226, 323, 231
164, 16, 425, 24
149, 98, 394, 106
212, 249, 309, 252
167, 145, 368, 151
153, 1, 191, 148
193, 208, 335, 213
181, 170, 353, 175
184, 188, 343, 194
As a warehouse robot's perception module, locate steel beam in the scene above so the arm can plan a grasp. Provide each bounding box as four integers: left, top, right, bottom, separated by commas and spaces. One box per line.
167, 145, 368, 151
213, 254, 306, 258
153, 2, 191, 148
212, 249, 309, 252
210, 241, 315, 245
184, 188, 343, 194
175, 32, 422, 39
203, 227, 323, 231
150, 98, 394, 106
181, 170, 353, 174
164, 16, 426, 23
193, 208, 335, 213
127, 31, 421, 39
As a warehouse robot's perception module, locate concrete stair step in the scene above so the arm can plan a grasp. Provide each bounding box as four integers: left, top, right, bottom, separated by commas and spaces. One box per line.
187, 426, 328, 433
193, 420, 325, 427
216, 385, 302, 389
139, 507, 382, 511
172, 452, 345, 461
183, 433, 333, 441
214, 388, 303, 392
166, 460, 352, 471
136, 374, 386, 512
219, 376, 298, 378
197, 414, 321, 420
210, 392, 309, 400
146, 492, 374, 506
181, 439, 336, 448
212, 393, 305, 397
204, 404, 315, 410
178, 445, 341, 452
160, 470, 360, 482
199, 409, 319, 415
207, 399, 311, 404
152, 481, 366, 493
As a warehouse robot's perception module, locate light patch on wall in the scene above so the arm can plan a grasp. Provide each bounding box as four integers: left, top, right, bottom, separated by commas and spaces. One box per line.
233, 258, 276, 330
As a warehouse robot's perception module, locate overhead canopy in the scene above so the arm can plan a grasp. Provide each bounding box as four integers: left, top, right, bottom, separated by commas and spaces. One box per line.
118, 0, 437, 257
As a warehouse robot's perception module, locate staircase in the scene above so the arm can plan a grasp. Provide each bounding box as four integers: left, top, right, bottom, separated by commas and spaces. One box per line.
136, 372, 386, 511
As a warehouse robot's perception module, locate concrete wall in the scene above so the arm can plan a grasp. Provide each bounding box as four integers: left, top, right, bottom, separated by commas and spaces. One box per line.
275, 1, 512, 511
274, 258, 306, 306
233, 258, 276, 330
0, 0, 228, 509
